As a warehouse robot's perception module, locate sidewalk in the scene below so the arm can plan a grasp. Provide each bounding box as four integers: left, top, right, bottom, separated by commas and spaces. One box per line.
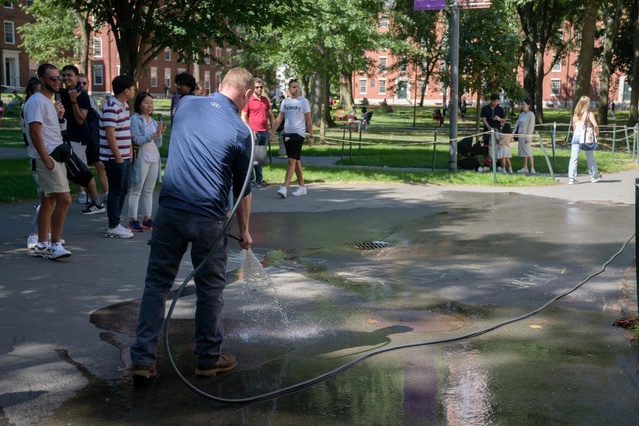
1, 149, 638, 425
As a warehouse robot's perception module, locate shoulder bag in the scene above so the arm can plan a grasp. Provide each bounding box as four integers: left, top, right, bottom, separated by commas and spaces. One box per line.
580, 112, 598, 151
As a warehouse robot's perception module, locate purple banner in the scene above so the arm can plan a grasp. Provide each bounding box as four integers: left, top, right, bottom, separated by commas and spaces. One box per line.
414, 0, 447, 10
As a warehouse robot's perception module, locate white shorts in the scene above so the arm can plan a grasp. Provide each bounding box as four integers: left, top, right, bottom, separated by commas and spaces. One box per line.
71, 141, 88, 164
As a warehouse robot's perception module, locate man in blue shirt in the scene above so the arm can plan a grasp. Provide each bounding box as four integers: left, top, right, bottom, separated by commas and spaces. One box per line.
130, 68, 254, 384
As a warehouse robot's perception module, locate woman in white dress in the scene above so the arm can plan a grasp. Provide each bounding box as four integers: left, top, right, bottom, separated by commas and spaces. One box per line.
515, 99, 536, 174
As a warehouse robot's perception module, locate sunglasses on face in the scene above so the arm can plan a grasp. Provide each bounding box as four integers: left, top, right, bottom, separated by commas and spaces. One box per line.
47, 76, 62, 82
79, 82, 88, 86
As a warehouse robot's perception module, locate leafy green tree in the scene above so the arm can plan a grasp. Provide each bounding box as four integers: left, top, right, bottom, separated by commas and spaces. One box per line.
17, 0, 80, 66
250, 0, 386, 134
454, 0, 523, 131
514, 0, 576, 123
612, 0, 639, 126
60, 0, 303, 81
388, 0, 445, 108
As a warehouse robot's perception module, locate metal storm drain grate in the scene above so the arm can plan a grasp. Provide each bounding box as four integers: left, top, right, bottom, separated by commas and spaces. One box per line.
354, 241, 395, 250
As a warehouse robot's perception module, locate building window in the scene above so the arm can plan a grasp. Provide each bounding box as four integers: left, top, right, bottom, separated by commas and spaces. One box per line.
379, 79, 386, 95
93, 65, 104, 86
552, 60, 561, 72
359, 79, 367, 95
399, 59, 407, 72
226, 48, 232, 67
150, 67, 158, 87
116, 65, 120, 76
164, 48, 171, 61
380, 15, 388, 28
204, 48, 210, 65
3, 2, 13, 8
4, 21, 15, 44
550, 79, 560, 96
379, 57, 387, 72
164, 68, 171, 88
93, 37, 102, 57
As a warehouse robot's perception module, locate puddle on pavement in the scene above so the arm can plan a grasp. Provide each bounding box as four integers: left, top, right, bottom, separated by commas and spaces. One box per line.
48, 194, 639, 424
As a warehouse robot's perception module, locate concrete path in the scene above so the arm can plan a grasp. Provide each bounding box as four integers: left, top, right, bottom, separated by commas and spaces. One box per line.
1, 148, 638, 425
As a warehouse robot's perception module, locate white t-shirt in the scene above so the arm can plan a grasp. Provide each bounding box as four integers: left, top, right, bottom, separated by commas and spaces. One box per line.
280, 96, 310, 136
23, 92, 65, 159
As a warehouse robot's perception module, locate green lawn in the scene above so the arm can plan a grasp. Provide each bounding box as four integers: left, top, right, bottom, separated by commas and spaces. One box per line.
2, 104, 637, 204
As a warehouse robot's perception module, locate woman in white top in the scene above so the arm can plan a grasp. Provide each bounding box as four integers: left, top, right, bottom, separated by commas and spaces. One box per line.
127, 92, 164, 231
568, 95, 600, 184
515, 99, 536, 174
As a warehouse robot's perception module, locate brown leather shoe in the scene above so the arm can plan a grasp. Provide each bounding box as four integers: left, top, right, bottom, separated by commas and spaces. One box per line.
195, 354, 237, 377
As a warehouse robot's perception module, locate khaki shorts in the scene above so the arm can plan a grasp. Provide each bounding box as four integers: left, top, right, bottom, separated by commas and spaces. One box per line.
34, 157, 70, 196
70, 141, 87, 164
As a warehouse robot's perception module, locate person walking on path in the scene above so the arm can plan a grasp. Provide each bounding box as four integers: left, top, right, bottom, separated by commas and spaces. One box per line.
130, 67, 254, 384
269, 79, 314, 198
514, 98, 536, 174
100, 75, 137, 239
241, 77, 274, 187
23, 64, 72, 260
568, 95, 601, 185
127, 92, 164, 232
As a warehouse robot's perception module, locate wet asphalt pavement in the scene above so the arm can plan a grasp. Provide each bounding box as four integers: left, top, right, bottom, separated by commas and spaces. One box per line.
1, 152, 639, 425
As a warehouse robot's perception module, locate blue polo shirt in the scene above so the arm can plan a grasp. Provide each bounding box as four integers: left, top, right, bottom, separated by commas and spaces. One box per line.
159, 93, 252, 220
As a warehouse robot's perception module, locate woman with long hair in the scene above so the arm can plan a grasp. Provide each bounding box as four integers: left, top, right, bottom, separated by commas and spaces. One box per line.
127, 92, 164, 231
568, 96, 601, 184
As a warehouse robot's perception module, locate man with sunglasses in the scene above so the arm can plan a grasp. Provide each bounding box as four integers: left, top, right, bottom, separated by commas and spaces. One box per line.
22, 64, 72, 260
60, 65, 105, 214
241, 77, 274, 187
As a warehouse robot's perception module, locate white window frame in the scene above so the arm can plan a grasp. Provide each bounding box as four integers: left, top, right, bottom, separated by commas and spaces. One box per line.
150, 67, 158, 87
164, 68, 171, 88
359, 78, 367, 95
551, 60, 561, 72
378, 79, 386, 95
380, 16, 388, 28
4, 21, 15, 44
164, 48, 171, 61
93, 37, 102, 57
3, 2, 13, 9
379, 56, 387, 72
550, 79, 560, 96
93, 65, 104, 86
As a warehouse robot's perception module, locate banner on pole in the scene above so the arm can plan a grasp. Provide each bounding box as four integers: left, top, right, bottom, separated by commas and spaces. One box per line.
414, 0, 491, 10
414, 0, 446, 10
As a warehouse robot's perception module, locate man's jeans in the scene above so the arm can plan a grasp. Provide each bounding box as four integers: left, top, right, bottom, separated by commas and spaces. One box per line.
130, 205, 228, 366
104, 159, 131, 228
253, 131, 268, 183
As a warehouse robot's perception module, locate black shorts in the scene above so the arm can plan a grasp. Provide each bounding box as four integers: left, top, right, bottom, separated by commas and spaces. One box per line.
282, 133, 304, 160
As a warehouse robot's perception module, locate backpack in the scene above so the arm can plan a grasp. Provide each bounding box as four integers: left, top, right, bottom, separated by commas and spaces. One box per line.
85, 107, 101, 164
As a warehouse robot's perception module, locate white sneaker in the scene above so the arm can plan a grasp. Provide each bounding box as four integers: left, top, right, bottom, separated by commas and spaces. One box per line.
591, 175, 602, 183
27, 234, 38, 249
78, 192, 87, 204
277, 186, 287, 199
33, 242, 49, 257
292, 186, 307, 197
497, 167, 503, 172
105, 224, 134, 239
517, 168, 529, 174
530, 168, 536, 174
48, 242, 71, 260
568, 178, 578, 185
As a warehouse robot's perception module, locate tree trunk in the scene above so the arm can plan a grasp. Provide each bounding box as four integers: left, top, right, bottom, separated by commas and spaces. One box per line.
339, 72, 353, 111
598, 0, 622, 126
309, 73, 322, 127
535, 48, 545, 123
74, 11, 91, 75
574, 0, 600, 104
518, 2, 537, 110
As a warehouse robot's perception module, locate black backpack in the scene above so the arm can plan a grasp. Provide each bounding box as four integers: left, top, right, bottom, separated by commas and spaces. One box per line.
85, 107, 101, 164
